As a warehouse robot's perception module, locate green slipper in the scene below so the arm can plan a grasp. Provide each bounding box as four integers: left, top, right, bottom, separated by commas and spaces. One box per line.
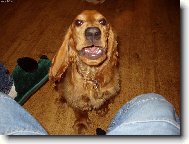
12, 55, 51, 105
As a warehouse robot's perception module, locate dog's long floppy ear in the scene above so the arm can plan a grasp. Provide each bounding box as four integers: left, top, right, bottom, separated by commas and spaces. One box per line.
107, 25, 118, 66
49, 26, 75, 83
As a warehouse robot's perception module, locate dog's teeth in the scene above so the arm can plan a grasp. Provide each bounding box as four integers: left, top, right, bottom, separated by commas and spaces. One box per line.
91, 54, 96, 57
84, 49, 90, 53
96, 49, 102, 54
81, 47, 104, 60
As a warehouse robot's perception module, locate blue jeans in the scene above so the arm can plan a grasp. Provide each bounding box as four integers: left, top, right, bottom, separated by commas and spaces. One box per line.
107, 93, 180, 135
0, 92, 180, 135
0, 92, 47, 135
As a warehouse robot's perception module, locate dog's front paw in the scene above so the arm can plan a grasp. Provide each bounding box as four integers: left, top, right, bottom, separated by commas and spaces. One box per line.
73, 118, 91, 134
73, 110, 91, 134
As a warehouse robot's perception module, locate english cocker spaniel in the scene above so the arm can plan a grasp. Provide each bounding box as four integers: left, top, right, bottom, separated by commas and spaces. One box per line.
49, 10, 120, 134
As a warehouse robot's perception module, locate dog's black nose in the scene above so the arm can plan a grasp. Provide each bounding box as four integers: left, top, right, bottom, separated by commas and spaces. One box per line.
85, 27, 101, 41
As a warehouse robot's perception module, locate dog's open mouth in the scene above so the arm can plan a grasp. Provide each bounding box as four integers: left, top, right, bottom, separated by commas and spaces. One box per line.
79, 45, 106, 60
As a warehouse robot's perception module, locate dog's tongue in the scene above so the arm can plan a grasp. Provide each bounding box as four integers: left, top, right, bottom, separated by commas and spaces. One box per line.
84, 46, 99, 54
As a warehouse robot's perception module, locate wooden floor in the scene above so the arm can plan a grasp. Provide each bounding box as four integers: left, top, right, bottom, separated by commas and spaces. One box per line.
0, 0, 180, 135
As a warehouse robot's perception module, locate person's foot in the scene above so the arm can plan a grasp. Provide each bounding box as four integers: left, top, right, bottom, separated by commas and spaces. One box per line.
0, 64, 16, 98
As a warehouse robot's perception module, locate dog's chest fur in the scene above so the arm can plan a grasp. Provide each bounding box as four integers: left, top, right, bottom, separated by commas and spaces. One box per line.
57, 60, 119, 111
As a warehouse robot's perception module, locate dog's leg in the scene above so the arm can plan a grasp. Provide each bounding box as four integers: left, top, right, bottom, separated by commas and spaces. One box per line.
95, 91, 116, 116
73, 109, 91, 134
96, 74, 120, 116
95, 98, 110, 116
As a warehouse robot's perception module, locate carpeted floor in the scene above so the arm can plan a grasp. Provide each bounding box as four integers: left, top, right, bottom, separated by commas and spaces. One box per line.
0, 0, 180, 135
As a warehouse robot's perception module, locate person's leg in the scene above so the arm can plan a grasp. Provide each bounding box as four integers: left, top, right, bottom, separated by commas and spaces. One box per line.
107, 93, 180, 135
0, 92, 47, 135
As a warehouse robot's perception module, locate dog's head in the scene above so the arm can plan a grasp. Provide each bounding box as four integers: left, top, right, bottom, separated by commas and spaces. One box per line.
71, 10, 110, 65
49, 10, 117, 82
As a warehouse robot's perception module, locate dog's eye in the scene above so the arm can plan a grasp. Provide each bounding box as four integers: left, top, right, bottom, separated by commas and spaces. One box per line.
75, 20, 84, 26
99, 18, 106, 26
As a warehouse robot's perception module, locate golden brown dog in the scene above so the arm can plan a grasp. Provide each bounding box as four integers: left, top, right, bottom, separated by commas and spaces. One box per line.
49, 10, 120, 134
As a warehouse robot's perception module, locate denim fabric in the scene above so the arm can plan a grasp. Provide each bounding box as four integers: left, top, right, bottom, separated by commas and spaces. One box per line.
0, 92, 180, 135
0, 92, 47, 135
107, 93, 180, 135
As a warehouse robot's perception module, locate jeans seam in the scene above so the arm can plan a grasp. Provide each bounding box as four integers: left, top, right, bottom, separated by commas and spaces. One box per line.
113, 119, 180, 132
109, 98, 169, 131
6, 131, 45, 135
123, 97, 169, 114
4, 128, 46, 135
